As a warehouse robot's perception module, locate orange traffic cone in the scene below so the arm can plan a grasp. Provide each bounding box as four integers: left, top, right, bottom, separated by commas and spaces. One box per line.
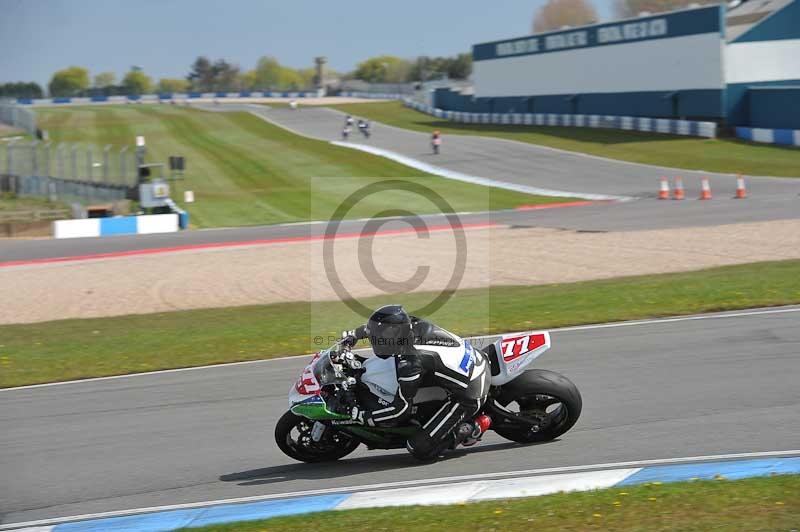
673, 177, 685, 200
735, 174, 747, 199
699, 177, 712, 200
658, 177, 670, 200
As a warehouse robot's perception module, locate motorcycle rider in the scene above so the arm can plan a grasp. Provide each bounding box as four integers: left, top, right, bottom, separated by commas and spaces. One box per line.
342, 305, 491, 459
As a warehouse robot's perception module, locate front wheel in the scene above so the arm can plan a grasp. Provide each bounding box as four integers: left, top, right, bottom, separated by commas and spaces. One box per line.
275, 411, 360, 463
492, 369, 582, 444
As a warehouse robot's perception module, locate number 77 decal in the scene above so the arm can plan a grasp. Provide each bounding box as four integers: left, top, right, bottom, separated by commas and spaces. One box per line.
501, 333, 548, 362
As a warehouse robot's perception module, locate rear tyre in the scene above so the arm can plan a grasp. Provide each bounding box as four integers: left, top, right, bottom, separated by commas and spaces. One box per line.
275, 411, 360, 463
492, 369, 582, 444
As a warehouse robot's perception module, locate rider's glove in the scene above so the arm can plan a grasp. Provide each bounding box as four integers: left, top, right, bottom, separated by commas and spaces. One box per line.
341, 330, 358, 348
350, 406, 366, 424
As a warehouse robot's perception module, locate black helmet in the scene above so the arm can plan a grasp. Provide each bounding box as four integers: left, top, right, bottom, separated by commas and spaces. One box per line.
365, 305, 413, 359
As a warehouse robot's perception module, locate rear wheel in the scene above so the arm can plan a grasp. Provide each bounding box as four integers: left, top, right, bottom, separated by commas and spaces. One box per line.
275, 411, 360, 463
492, 369, 582, 444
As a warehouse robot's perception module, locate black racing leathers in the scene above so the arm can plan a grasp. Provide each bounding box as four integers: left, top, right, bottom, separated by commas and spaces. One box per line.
351, 319, 491, 457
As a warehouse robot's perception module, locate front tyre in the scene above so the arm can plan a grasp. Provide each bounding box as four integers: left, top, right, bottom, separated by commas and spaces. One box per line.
275, 411, 360, 463
492, 369, 582, 444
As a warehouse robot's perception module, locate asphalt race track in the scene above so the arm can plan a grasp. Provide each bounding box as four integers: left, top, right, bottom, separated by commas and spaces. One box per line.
3, 308, 799, 526
1, 103, 799, 263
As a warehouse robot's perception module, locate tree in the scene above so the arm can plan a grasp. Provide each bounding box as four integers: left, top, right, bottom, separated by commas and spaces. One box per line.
409, 54, 473, 82
93, 72, 116, 88
157, 78, 189, 93
353, 56, 412, 83
614, 0, 721, 18
447, 53, 473, 80
122, 68, 153, 95
211, 59, 240, 91
48, 66, 90, 97
249, 56, 311, 90
239, 70, 258, 90
532, 0, 598, 33
187, 56, 215, 91
0, 82, 44, 99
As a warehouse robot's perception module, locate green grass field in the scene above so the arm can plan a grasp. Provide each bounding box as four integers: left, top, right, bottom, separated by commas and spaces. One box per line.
182, 475, 799, 532
3, 259, 799, 388
330, 101, 800, 177
33, 106, 565, 228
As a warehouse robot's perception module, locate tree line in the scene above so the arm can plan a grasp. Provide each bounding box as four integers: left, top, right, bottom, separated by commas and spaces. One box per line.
533, 0, 723, 33
0, 82, 44, 99
3, 51, 471, 99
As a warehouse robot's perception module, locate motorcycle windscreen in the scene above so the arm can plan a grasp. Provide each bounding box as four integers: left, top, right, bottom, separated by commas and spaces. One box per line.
288, 351, 345, 406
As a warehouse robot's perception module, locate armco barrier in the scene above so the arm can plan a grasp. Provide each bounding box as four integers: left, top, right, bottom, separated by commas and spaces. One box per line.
736, 126, 800, 146
17, 91, 319, 106
404, 99, 718, 138
53, 213, 179, 239
339, 91, 405, 100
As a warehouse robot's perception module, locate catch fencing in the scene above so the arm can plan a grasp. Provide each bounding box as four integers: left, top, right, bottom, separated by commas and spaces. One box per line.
1, 140, 137, 203
0, 100, 37, 135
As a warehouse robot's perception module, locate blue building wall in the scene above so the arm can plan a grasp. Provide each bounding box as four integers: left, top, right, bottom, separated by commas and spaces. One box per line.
747, 86, 800, 129
435, 1, 799, 128
433, 88, 724, 119
726, 0, 800, 126
731, 0, 800, 43
727, 79, 800, 126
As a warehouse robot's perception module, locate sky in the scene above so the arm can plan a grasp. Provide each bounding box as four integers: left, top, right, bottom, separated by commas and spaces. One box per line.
0, 0, 615, 87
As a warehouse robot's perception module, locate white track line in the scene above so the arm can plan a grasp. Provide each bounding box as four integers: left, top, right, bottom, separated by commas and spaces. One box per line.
2, 449, 797, 530
2, 306, 798, 393
329, 141, 629, 202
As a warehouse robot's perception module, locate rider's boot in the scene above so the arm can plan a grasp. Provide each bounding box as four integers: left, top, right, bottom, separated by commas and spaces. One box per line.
458, 414, 492, 447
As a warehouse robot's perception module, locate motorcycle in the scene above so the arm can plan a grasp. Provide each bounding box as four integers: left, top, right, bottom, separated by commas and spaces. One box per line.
275, 330, 582, 462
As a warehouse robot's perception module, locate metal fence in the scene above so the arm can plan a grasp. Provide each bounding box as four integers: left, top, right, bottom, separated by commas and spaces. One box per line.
1, 140, 137, 203
0, 100, 37, 135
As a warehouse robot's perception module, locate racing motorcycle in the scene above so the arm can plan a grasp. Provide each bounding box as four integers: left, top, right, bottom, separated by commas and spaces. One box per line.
275, 330, 581, 462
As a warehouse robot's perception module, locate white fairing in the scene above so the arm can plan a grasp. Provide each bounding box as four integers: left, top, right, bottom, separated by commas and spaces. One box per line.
361, 356, 398, 402
489, 331, 551, 386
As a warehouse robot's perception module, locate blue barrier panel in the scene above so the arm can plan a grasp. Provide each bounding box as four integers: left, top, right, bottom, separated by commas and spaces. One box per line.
52, 97, 72, 104
239, 91, 251, 97
158, 93, 173, 100
215, 92, 227, 98
99, 217, 138, 236
735, 127, 754, 141
17, 98, 33, 104
127, 94, 141, 101
90, 95, 108, 102
773, 129, 795, 145
188, 92, 202, 98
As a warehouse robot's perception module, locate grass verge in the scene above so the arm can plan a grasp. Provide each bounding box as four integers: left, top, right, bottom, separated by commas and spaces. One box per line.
0, 193, 70, 219
330, 101, 800, 178
30, 105, 563, 228
180, 475, 799, 531
2, 259, 799, 388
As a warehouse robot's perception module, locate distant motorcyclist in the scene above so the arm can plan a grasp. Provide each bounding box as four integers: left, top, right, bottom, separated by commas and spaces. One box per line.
345, 114, 354, 127
357, 119, 371, 138
431, 130, 442, 154
342, 305, 491, 459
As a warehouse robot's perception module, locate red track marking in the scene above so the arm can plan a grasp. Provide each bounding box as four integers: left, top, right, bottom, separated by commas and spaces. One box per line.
0, 222, 498, 268
515, 200, 598, 211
